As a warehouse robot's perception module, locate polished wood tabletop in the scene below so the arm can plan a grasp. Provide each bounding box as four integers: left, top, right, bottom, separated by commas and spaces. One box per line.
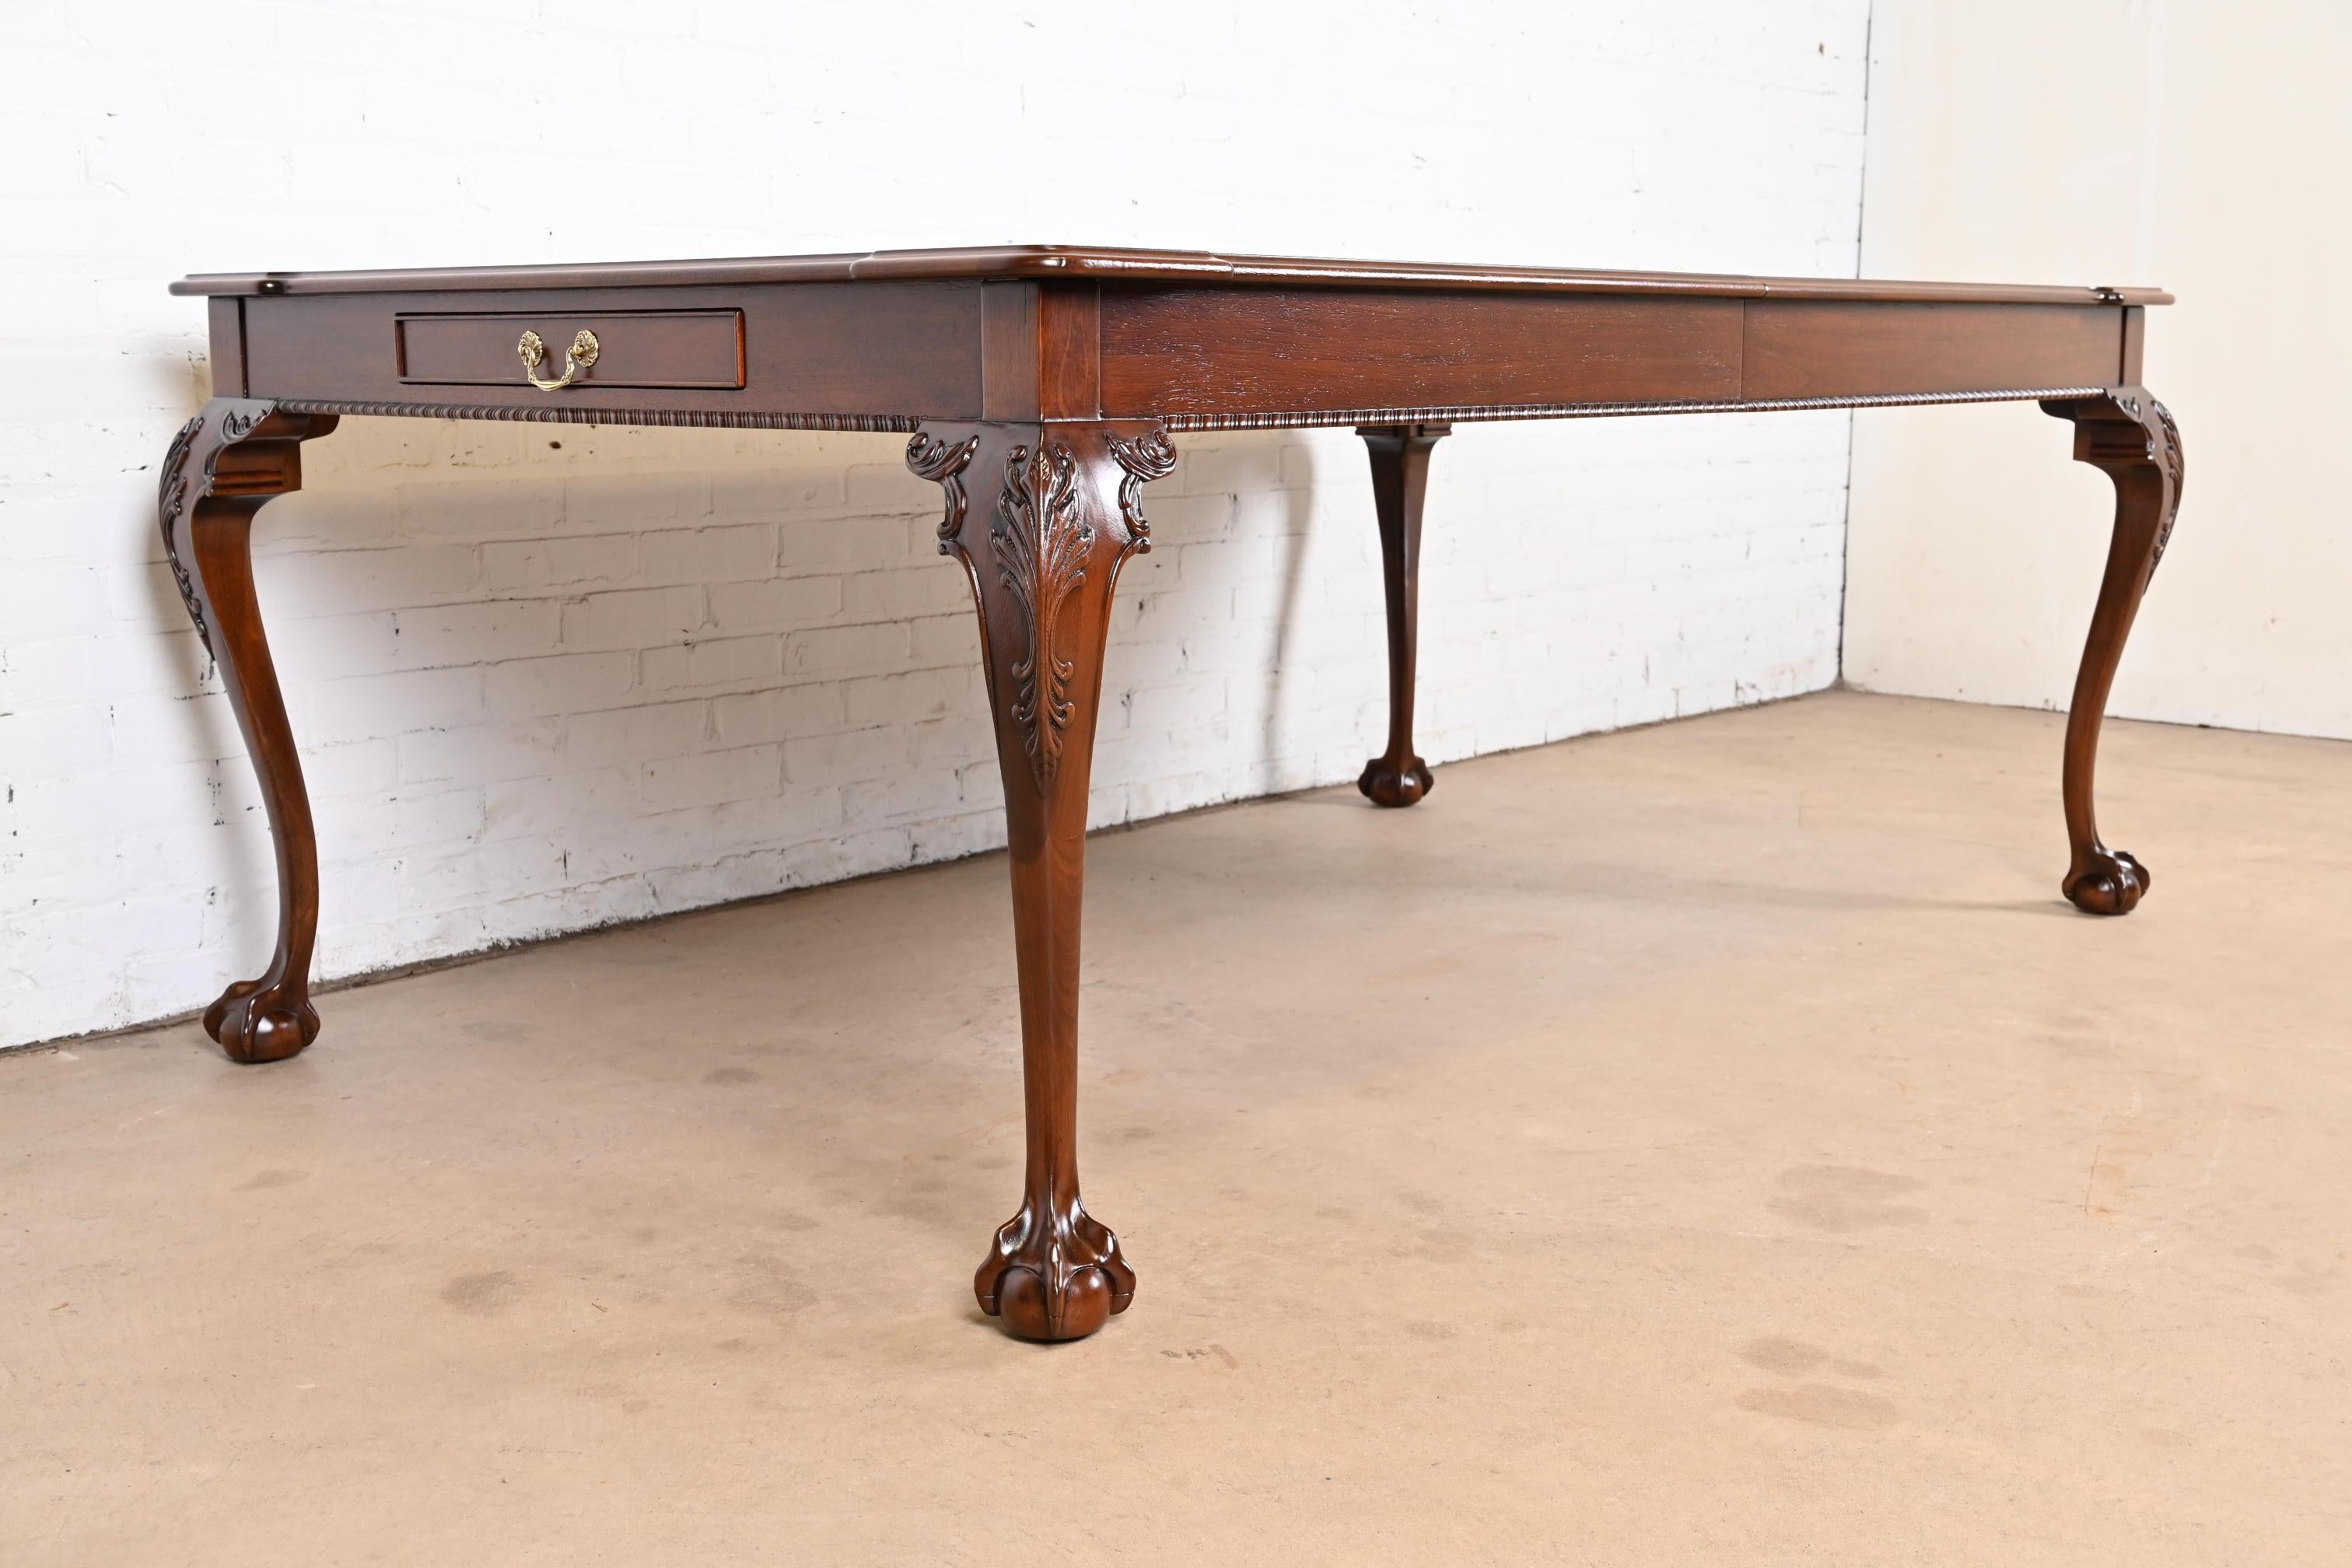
160, 245, 2182, 1342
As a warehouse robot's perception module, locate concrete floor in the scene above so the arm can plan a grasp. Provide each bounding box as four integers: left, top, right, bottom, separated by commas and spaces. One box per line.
5, 691, 2348, 1564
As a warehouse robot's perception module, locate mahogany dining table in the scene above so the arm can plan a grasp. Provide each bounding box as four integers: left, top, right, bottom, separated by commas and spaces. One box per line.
161, 245, 2180, 1341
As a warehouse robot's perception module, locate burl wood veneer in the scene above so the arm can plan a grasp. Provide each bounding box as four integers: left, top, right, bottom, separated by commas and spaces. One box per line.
162, 246, 2182, 1341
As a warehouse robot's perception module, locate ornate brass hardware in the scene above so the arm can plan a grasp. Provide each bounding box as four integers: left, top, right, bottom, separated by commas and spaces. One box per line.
516, 328, 599, 391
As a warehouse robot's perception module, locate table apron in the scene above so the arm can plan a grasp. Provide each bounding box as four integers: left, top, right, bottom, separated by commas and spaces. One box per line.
222, 281, 2136, 431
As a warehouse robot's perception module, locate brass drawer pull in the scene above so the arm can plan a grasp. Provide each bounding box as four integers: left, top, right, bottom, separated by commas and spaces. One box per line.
516, 328, 599, 391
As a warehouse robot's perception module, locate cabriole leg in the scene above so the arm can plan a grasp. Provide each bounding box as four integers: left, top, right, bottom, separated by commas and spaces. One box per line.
2040, 388, 2184, 915
159, 398, 340, 1061
907, 419, 1174, 1340
1356, 422, 1448, 806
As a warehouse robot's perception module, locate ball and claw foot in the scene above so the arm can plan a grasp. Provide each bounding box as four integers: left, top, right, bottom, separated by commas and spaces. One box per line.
1358, 753, 1433, 808
975, 1192, 1136, 1342
2063, 848, 2151, 916
203, 979, 320, 1064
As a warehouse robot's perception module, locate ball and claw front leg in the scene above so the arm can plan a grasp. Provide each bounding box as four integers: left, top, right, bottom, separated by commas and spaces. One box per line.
975, 1189, 1136, 1342
2064, 848, 2151, 916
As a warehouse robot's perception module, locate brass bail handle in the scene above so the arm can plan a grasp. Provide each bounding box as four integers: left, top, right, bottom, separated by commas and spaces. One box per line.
517, 328, 600, 391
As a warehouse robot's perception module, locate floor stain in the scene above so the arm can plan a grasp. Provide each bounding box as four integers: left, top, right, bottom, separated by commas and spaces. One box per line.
1412, 1227, 1471, 1262
877, 1188, 955, 1226
2273, 1255, 2340, 1297
2280, 1269, 2335, 1297
1767, 1165, 1928, 1232
2081, 1073, 2210, 1220
233, 1169, 306, 1192
726, 1252, 815, 1323
1739, 1335, 1828, 1376
1738, 1332, 1898, 1429
1736, 1384, 1901, 1431
2040, 1007, 2121, 1061
441, 1269, 520, 1315
702, 1067, 760, 1086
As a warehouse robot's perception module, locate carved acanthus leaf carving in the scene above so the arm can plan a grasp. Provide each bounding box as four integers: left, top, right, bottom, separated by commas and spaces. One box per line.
1106, 429, 1178, 551
159, 412, 213, 657
993, 442, 1091, 788
2150, 398, 2185, 570
905, 429, 980, 551
158, 403, 274, 660
2042, 388, 2186, 579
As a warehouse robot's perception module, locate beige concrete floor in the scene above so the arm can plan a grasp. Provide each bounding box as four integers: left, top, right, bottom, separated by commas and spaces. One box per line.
4, 691, 2348, 1565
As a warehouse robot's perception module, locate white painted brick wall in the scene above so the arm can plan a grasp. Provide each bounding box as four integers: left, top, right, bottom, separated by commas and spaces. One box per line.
0, 1, 1869, 1049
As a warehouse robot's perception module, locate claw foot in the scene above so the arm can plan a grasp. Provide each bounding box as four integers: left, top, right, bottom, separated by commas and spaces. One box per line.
203, 979, 320, 1063
975, 1188, 1136, 1342
1358, 754, 1433, 808
2064, 849, 2151, 916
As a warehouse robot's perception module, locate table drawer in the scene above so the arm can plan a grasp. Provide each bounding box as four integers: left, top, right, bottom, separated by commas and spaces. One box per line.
394, 309, 746, 390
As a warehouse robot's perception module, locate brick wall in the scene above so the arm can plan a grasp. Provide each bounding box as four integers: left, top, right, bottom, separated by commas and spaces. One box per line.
1, 1, 1870, 1048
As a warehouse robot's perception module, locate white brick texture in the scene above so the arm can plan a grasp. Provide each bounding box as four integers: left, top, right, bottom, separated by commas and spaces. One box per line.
0, 1, 1869, 1048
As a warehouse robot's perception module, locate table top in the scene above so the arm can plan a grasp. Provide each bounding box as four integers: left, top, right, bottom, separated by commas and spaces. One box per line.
170, 244, 2172, 306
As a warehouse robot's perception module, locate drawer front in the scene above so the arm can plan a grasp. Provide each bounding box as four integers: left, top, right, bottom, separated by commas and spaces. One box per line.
395, 309, 745, 389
